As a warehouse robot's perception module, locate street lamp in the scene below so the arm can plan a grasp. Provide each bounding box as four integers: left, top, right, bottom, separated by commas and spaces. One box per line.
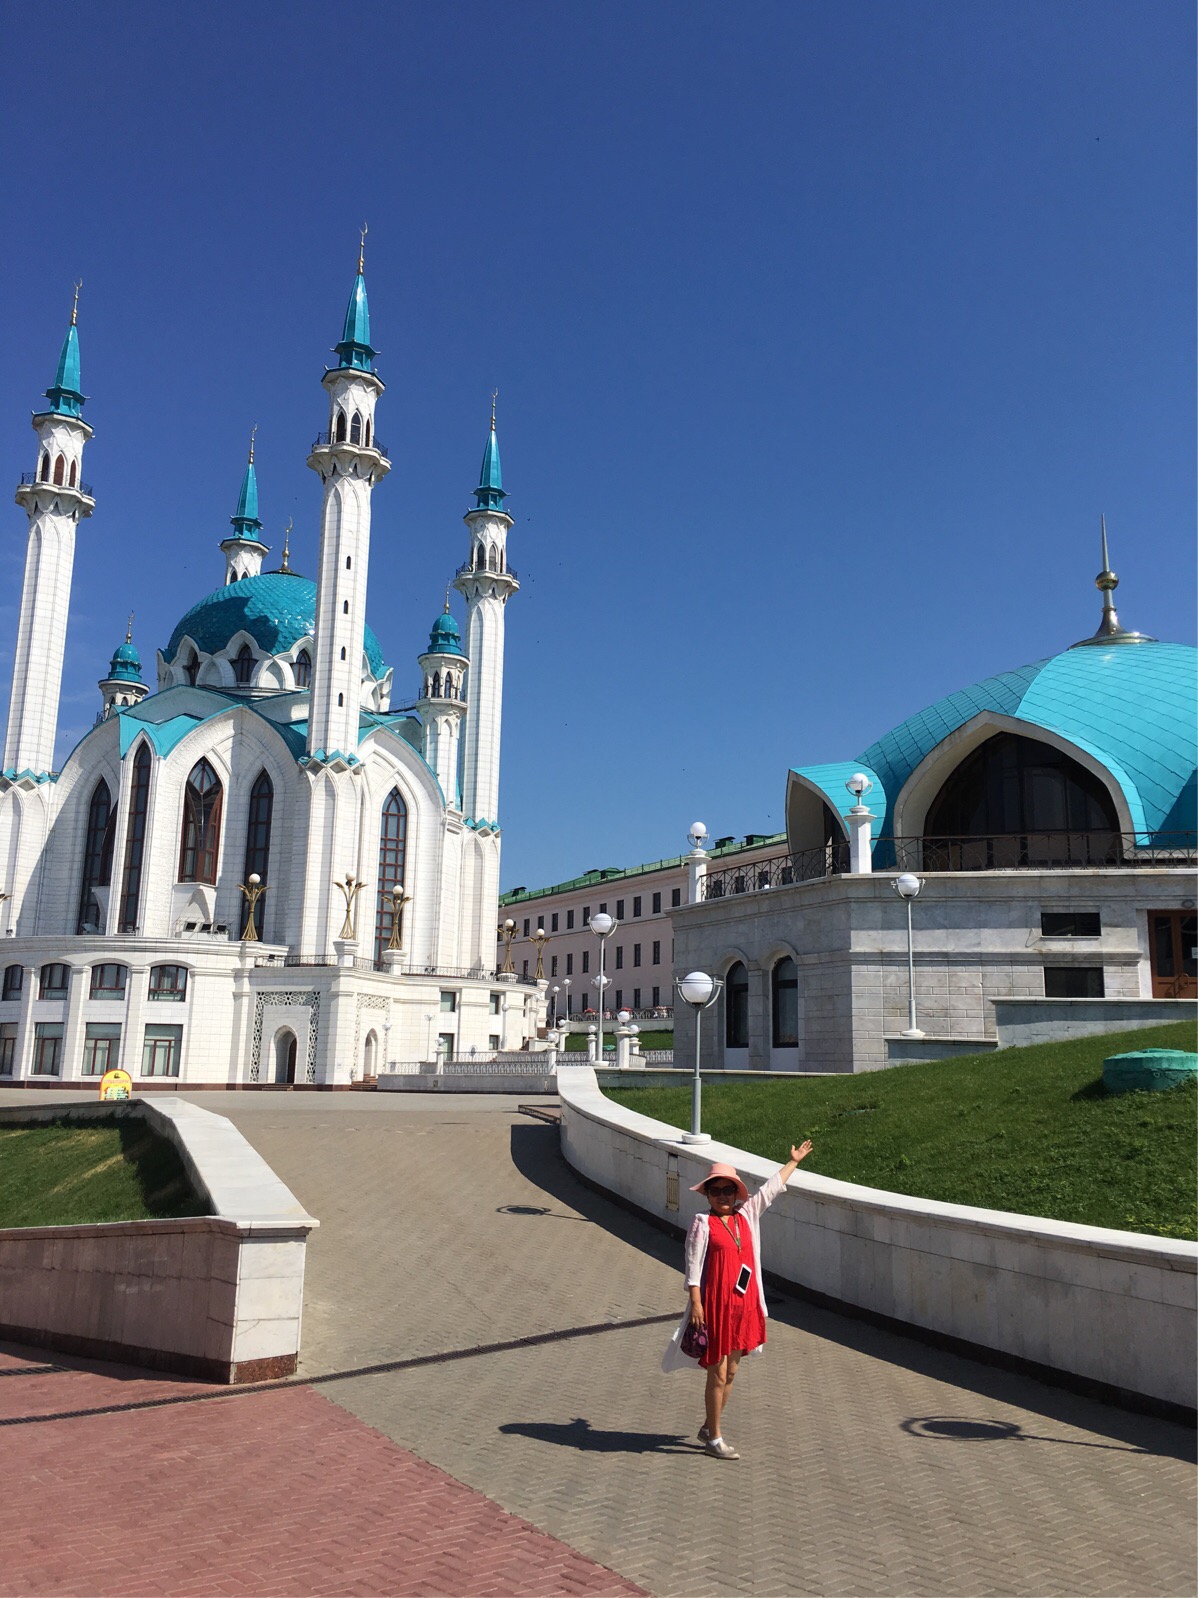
892, 873, 925, 1039
674, 970, 724, 1143
382, 1018, 392, 1073
589, 911, 616, 1062
551, 984, 560, 1026
563, 976, 571, 1021
529, 925, 550, 980
498, 917, 518, 975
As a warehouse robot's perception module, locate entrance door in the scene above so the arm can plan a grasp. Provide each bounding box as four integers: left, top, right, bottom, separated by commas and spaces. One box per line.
274, 1030, 298, 1084
1149, 911, 1198, 998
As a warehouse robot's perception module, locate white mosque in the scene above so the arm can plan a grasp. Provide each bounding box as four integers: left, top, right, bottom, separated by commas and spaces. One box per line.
0, 255, 543, 1087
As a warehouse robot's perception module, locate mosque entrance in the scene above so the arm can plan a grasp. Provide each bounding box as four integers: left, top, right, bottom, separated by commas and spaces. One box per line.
1149, 912, 1197, 998
274, 1029, 298, 1085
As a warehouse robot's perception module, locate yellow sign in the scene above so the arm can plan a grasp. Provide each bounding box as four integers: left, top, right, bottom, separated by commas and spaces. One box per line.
98, 1067, 133, 1101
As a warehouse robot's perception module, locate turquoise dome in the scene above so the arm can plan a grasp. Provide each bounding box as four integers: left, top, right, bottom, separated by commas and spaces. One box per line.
106, 641, 143, 683
426, 610, 464, 656
165, 572, 387, 677
793, 639, 1197, 843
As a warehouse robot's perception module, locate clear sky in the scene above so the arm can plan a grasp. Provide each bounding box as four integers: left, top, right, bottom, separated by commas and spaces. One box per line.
1, 1, 1193, 892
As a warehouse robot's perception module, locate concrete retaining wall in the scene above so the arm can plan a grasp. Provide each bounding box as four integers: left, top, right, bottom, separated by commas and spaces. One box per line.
557, 1067, 1197, 1415
0, 1098, 317, 1382
991, 996, 1198, 1050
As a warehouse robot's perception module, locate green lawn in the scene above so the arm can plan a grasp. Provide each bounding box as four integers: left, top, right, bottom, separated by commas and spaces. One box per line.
605, 1023, 1197, 1239
0, 1117, 207, 1227
564, 1029, 673, 1052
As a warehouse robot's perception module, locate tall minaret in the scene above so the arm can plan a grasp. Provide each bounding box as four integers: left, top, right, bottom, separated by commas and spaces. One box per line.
415, 594, 468, 806
305, 233, 390, 759
4, 286, 96, 777
454, 397, 518, 822
220, 428, 270, 584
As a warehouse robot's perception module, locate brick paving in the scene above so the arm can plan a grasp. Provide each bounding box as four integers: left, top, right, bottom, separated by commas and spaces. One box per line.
1, 1087, 1194, 1597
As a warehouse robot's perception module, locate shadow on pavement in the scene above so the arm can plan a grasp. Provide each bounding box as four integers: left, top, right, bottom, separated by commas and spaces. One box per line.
901, 1415, 1157, 1453
499, 1417, 696, 1455
510, 1122, 1198, 1466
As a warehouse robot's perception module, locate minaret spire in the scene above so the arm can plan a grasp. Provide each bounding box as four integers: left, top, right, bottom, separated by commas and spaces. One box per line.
1071, 515, 1155, 648
474, 392, 507, 513
220, 432, 269, 583
333, 228, 377, 372
43, 283, 87, 419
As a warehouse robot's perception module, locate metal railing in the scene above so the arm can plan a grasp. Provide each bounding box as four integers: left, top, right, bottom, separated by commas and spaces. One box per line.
381, 1052, 554, 1076
701, 833, 1197, 898
455, 557, 520, 584
19, 470, 94, 496
310, 431, 389, 457
253, 953, 538, 984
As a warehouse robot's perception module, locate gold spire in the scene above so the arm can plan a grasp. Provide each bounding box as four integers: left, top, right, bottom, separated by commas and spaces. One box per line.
358, 222, 368, 274
281, 518, 292, 573
444, 582, 452, 614
125, 611, 134, 645
490, 388, 498, 432
248, 423, 257, 465
71, 279, 82, 327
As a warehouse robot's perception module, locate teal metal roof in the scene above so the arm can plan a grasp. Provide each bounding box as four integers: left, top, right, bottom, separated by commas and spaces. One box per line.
105, 640, 144, 684
41, 321, 86, 418
165, 572, 387, 676
334, 270, 376, 372
227, 458, 264, 541
425, 610, 464, 656
473, 419, 507, 513
791, 640, 1197, 845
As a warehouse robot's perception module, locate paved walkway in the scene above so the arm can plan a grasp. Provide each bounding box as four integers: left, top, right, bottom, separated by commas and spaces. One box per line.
1, 1088, 1194, 1596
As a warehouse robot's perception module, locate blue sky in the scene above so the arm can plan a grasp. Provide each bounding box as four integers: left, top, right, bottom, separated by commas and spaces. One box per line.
1, 1, 1193, 891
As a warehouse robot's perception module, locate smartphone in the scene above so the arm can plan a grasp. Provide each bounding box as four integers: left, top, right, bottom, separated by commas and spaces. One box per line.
734, 1263, 752, 1295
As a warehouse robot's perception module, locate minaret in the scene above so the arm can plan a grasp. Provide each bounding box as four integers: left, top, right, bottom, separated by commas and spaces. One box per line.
4, 286, 96, 777
220, 428, 270, 584
98, 615, 149, 720
1071, 516, 1156, 648
305, 231, 390, 759
453, 396, 518, 822
415, 593, 468, 806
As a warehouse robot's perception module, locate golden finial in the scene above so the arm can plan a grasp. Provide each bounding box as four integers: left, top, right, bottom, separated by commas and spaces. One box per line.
490, 388, 498, 432
71, 280, 82, 326
444, 582, 452, 614
358, 222, 368, 274
281, 518, 292, 573
248, 423, 257, 465
125, 611, 134, 645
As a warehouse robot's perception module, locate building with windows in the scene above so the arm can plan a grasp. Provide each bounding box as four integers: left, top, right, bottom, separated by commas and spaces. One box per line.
0, 260, 541, 1088
672, 553, 1196, 1072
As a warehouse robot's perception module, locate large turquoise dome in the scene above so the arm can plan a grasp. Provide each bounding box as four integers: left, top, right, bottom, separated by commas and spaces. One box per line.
165, 572, 387, 677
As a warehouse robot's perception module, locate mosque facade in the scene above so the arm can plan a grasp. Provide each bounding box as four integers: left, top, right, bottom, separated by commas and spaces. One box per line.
0, 262, 542, 1088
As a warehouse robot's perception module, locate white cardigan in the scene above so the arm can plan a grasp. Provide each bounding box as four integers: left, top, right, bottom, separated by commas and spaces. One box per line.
661, 1169, 787, 1373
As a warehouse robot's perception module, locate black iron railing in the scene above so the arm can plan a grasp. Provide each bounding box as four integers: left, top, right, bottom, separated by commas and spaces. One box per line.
254, 953, 538, 985
310, 432, 389, 457
701, 833, 1197, 899
19, 470, 94, 496
455, 557, 520, 584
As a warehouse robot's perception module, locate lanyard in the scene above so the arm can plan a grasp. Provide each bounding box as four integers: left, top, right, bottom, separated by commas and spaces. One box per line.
719, 1215, 742, 1253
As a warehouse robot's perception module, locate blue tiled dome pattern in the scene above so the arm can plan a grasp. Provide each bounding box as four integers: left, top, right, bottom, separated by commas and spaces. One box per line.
165, 573, 386, 677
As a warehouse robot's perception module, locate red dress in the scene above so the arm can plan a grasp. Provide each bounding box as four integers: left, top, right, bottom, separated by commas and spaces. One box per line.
699, 1211, 767, 1368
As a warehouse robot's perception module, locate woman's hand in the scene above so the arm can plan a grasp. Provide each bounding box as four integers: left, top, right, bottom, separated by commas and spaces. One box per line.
688, 1300, 706, 1328
791, 1140, 813, 1164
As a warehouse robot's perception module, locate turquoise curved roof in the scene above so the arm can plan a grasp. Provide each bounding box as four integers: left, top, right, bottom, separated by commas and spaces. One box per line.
106, 640, 143, 683
425, 610, 464, 656
165, 572, 387, 677
792, 640, 1197, 845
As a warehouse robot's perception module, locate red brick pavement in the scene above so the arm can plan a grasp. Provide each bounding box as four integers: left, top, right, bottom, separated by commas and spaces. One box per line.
0, 1347, 645, 1597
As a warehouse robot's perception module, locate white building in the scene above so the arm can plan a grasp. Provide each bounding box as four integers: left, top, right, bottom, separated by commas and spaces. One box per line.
0, 261, 542, 1088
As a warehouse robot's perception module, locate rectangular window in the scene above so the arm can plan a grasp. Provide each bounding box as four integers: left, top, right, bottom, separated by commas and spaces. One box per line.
1044, 967, 1105, 998
33, 1022, 64, 1076
633, 988, 641, 1009
149, 965, 188, 1001
633, 896, 642, 918
489, 992, 502, 1015
89, 963, 127, 999
615, 946, 624, 969
0, 1023, 16, 1075
551, 954, 559, 977
614, 989, 623, 1010
652, 892, 661, 914
651, 986, 660, 1008
671, 888, 681, 908
82, 1023, 122, 1076
522, 918, 530, 937
633, 944, 642, 967
582, 907, 590, 925
566, 952, 574, 975
142, 1024, 183, 1077
2, 965, 22, 1001
599, 902, 607, 915
652, 940, 661, 965
616, 899, 625, 920
39, 963, 70, 1000
567, 909, 575, 930
522, 959, 529, 977
438, 1033, 455, 1061
1041, 912, 1102, 938
582, 950, 590, 973
439, 991, 457, 1013
551, 913, 559, 932
489, 1034, 501, 1052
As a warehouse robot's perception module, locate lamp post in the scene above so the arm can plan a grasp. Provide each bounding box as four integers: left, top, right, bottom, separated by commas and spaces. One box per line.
498, 917, 518, 975
674, 970, 724, 1142
382, 1018, 392, 1073
238, 872, 267, 941
383, 888, 411, 952
551, 984, 560, 1026
893, 873, 925, 1039
529, 926, 550, 980
563, 977, 571, 1020
589, 911, 616, 1063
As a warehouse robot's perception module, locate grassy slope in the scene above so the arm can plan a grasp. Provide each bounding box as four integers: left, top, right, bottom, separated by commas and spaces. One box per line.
0, 1117, 207, 1227
605, 1022, 1197, 1239
564, 1029, 673, 1052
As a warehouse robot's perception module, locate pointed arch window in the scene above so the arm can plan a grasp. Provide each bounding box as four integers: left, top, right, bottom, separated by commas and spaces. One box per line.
118, 745, 152, 932
364, 418, 372, 447
350, 411, 362, 444
183, 649, 200, 686
233, 644, 255, 685
38, 452, 49, 482
293, 649, 311, 688
725, 961, 749, 1049
68, 460, 77, 487
178, 758, 223, 884
443, 672, 454, 698
53, 455, 65, 485
374, 788, 409, 964
432, 671, 441, 698
335, 408, 347, 443
241, 770, 273, 938
76, 778, 115, 933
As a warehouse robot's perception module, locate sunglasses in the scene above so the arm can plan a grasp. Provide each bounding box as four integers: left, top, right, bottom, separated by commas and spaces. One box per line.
706, 1184, 739, 1198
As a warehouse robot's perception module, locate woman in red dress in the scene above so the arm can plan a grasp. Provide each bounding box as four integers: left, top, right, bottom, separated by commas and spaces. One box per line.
685, 1142, 813, 1460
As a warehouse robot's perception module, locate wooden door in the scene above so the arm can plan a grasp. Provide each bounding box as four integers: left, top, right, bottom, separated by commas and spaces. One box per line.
1149, 911, 1198, 998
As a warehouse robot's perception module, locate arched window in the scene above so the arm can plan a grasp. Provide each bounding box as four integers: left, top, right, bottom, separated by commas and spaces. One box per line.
432, 672, 441, 698
725, 961, 749, 1049
68, 460, 77, 487
53, 455, 65, 485
337, 692, 344, 707
924, 732, 1120, 869
342, 599, 349, 614
233, 644, 255, 685
38, 452, 49, 481
345, 555, 352, 569
183, 649, 200, 686
179, 758, 223, 883
350, 411, 362, 444
443, 673, 454, 698
334, 408, 347, 443
293, 649, 311, 688
487, 546, 498, 572
771, 957, 798, 1048
340, 646, 347, 661
76, 778, 115, 933
364, 419, 371, 447
241, 770, 273, 938
374, 787, 409, 963
119, 744, 152, 931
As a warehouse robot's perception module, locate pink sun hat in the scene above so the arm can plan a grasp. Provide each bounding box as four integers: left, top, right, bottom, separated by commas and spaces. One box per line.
690, 1162, 749, 1204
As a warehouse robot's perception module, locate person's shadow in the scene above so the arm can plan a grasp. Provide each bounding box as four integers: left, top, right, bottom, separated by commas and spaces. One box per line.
500, 1416, 695, 1455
